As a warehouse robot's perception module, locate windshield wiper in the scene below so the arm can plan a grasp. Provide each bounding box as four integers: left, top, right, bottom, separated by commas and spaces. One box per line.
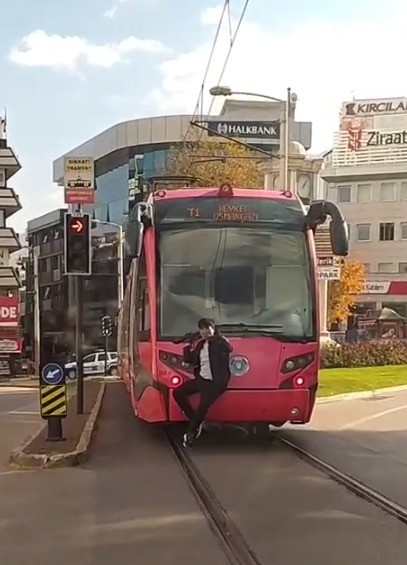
171, 331, 200, 344
217, 323, 310, 343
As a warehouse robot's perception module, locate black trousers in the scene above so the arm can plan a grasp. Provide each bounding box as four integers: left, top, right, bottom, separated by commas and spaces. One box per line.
173, 377, 225, 434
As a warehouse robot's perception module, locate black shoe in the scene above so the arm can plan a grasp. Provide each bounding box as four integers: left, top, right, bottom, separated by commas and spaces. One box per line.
182, 432, 193, 447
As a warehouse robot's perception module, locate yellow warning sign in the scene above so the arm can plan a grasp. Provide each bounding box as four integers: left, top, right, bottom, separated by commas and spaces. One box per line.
40, 385, 67, 418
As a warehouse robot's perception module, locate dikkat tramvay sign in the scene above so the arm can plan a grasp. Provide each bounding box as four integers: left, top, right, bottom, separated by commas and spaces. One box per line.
207, 120, 280, 139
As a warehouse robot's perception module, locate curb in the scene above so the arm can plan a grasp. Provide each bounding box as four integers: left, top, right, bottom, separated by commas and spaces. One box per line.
9, 383, 106, 470
317, 384, 407, 404
0, 380, 39, 388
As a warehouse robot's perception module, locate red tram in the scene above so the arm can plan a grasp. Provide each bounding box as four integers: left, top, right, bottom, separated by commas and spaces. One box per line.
117, 183, 348, 428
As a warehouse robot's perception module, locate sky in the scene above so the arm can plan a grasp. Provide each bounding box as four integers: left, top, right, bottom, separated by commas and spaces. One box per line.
1, 0, 407, 234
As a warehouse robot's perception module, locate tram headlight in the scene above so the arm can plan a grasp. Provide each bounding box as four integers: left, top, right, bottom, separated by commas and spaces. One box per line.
159, 350, 192, 373
281, 353, 315, 374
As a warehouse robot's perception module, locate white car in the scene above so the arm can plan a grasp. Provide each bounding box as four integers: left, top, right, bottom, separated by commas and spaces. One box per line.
65, 351, 118, 380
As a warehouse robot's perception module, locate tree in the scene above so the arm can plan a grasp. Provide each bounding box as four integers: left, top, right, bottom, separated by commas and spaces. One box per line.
164, 139, 265, 188
328, 259, 365, 325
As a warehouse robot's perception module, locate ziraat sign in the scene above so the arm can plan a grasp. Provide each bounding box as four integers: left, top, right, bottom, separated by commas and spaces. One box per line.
0, 297, 19, 326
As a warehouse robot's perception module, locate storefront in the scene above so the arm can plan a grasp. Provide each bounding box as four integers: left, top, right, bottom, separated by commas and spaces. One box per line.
0, 296, 22, 377
357, 281, 407, 317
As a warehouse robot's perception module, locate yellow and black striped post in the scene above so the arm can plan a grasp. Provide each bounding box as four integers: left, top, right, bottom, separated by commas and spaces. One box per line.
40, 385, 67, 418
39, 362, 67, 441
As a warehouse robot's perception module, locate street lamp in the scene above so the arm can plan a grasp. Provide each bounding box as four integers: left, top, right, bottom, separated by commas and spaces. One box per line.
92, 220, 124, 306
209, 85, 294, 190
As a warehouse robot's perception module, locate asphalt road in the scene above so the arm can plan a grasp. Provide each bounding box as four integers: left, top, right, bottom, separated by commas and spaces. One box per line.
0, 386, 40, 472
282, 389, 407, 508
1, 383, 407, 564
187, 428, 407, 564
0, 383, 229, 565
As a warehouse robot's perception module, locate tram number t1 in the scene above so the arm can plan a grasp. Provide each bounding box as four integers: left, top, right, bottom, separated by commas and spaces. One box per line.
187, 207, 201, 218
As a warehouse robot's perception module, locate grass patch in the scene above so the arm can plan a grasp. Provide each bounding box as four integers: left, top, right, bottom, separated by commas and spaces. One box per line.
318, 365, 407, 397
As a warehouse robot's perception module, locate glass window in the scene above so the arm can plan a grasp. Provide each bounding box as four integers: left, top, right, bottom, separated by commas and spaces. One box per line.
399, 262, 407, 274
380, 182, 396, 201
159, 227, 313, 340
357, 184, 372, 203
108, 197, 128, 225
401, 223, 407, 240
401, 182, 407, 201
337, 185, 351, 203
379, 222, 394, 241
95, 164, 129, 207
143, 152, 155, 177
84, 354, 96, 363
356, 224, 371, 241
98, 353, 106, 361
95, 205, 108, 222
378, 262, 393, 273
382, 302, 407, 318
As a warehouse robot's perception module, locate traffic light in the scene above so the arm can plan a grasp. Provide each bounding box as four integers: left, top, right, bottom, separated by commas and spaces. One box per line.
64, 213, 91, 275
101, 315, 113, 337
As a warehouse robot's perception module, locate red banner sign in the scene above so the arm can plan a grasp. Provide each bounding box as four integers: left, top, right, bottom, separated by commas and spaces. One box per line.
0, 297, 19, 326
0, 336, 22, 353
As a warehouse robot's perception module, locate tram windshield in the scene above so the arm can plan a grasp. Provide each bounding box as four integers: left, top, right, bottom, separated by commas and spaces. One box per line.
158, 226, 315, 341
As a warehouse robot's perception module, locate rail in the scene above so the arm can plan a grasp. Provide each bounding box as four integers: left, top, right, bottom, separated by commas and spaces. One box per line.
279, 435, 407, 525
166, 431, 262, 565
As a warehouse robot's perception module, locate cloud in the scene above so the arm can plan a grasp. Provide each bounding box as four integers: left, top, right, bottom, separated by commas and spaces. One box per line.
9, 30, 168, 71
149, 2, 407, 152
104, 0, 156, 19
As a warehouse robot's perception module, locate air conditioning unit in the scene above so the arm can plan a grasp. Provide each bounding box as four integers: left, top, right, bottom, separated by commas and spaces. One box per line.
53, 268, 61, 281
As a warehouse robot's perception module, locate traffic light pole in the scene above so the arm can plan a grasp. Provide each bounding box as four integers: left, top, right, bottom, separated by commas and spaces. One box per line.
104, 335, 108, 376
64, 206, 90, 414
75, 273, 84, 414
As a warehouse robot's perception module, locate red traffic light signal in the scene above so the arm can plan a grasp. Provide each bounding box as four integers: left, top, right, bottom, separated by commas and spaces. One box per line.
64, 213, 91, 275
68, 217, 85, 234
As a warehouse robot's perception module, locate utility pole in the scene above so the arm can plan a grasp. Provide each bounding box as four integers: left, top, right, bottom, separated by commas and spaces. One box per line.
75, 275, 84, 413
33, 249, 41, 376
117, 225, 124, 305
285, 87, 291, 191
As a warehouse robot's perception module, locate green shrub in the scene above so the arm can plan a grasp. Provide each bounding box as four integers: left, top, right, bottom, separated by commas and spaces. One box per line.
321, 339, 407, 368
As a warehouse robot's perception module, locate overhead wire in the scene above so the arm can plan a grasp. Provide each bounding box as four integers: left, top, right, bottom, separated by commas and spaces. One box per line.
182, 0, 230, 143
204, 0, 251, 128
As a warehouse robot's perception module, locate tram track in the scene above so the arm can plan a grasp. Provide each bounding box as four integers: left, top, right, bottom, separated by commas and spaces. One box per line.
167, 432, 262, 565
278, 434, 407, 526
167, 426, 407, 564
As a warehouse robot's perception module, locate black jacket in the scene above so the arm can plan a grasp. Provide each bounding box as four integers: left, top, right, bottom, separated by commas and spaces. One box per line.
183, 333, 233, 388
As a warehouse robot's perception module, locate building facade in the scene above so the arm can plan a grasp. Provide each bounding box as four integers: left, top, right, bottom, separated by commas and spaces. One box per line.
0, 118, 23, 376
322, 97, 407, 319
52, 100, 312, 226
25, 209, 119, 363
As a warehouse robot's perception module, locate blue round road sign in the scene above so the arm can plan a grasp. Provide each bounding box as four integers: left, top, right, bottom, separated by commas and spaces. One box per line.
41, 363, 64, 386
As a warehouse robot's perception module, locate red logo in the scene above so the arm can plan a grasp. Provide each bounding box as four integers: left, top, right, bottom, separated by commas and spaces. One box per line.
0, 297, 19, 326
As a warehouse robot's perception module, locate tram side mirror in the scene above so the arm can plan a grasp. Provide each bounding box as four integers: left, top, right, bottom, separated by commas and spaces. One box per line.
306, 200, 349, 257
125, 221, 144, 258
324, 201, 349, 257
305, 200, 326, 232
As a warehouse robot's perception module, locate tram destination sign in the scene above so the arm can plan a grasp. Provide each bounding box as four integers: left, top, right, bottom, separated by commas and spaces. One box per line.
155, 197, 305, 226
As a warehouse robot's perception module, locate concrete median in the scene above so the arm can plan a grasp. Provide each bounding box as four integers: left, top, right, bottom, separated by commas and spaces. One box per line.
9, 381, 106, 469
